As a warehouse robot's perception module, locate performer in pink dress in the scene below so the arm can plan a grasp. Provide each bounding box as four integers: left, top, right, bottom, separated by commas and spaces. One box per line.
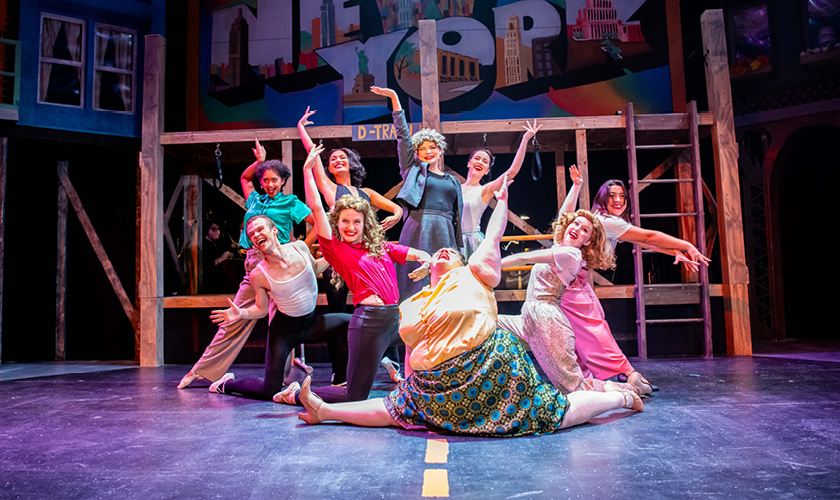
559, 175, 710, 392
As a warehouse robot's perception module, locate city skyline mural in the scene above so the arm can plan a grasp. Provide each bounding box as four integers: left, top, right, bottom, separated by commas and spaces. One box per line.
198, 0, 672, 130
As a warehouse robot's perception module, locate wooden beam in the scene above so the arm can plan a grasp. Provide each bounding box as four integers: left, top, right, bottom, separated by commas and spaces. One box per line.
140, 34, 166, 366
281, 140, 293, 196
666, 0, 687, 113
135, 152, 141, 361
637, 154, 676, 193
575, 130, 590, 210
0, 138, 5, 365
676, 149, 698, 283
186, 0, 200, 131
56, 161, 68, 361
200, 175, 245, 208
57, 163, 140, 331
555, 150, 567, 214
184, 165, 201, 294
419, 20, 441, 131
701, 10, 752, 356
158, 113, 715, 147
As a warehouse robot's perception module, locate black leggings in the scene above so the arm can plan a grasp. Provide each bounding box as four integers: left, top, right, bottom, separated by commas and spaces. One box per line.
323, 269, 400, 385
311, 304, 400, 403
222, 310, 351, 400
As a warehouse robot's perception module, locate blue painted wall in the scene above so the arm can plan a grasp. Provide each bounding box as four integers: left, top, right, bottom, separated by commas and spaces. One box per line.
17, 0, 165, 137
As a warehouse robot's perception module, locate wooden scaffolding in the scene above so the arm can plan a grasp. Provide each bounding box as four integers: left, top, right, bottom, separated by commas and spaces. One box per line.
127, 10, 750, 366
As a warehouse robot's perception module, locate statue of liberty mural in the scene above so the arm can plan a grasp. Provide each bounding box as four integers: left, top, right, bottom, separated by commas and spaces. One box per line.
355, 47, 370, 74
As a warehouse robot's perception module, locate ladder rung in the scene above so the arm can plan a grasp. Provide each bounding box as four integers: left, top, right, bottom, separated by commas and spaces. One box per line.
634, 144, 692, 150
642, 318, 705, 324
639, 283, 702, 289
637, 178, 694, 184
640, 212, 697, 218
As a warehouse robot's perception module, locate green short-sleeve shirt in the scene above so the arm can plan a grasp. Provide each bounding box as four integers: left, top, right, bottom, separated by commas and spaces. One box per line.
239, 192, 312, 249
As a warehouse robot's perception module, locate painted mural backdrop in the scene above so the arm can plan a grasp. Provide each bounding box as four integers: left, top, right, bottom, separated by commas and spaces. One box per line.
199, 0, 672, 130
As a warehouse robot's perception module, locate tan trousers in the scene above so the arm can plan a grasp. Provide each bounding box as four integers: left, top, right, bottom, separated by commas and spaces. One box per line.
190, 250, 276, 382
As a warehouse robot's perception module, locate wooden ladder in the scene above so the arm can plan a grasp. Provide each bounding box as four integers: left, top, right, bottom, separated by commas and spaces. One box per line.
624, 101, 712, 359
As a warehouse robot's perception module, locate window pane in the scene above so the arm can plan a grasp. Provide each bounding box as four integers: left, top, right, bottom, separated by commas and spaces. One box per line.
42, 61, 81, 105
96, 70, 132, 112
96, 28, 134, 70
41, 18, 83, 62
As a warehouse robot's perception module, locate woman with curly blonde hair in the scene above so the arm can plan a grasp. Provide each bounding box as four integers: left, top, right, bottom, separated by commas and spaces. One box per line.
274, 145, 431, 405
498, 209, 639, 395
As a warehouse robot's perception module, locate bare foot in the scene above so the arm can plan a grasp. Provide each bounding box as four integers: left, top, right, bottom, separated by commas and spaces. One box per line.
298, 376, 325, 424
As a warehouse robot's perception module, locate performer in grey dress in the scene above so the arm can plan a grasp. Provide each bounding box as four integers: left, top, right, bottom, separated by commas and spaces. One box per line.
370, 86, 463, 301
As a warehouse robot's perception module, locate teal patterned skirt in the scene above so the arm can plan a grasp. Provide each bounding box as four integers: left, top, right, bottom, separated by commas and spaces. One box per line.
384, 328, 569, 437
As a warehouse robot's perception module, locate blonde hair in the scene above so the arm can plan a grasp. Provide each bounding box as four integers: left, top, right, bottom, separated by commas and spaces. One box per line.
552, 209, 615, 270
327, 194, 387, 289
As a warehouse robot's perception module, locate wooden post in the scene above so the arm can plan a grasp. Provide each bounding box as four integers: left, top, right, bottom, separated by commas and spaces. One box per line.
184, 164, 201, 294
419, 20, 441, 131
135, 153, 141, 361
140, 34, 166, 366
186, 0, 200, 132
0, 138, 6, 365
555, 150, 566, 214
701, 10, 752, 356
575, 130, 590, 210
666, 0, 687, 114
56, 160, 68, 361
281, 140, 293, 196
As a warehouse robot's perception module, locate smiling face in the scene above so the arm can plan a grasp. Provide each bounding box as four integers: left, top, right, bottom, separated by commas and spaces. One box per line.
337, 208, 364, 245
328, 150, 349, 176
562, 216, 593, 249
418, 140, 442, 166
430, 247, 465, 278
246, 218, 278, 253
466, 150, 492, 180
606, 185, 627, 217
260, 169, 283, 198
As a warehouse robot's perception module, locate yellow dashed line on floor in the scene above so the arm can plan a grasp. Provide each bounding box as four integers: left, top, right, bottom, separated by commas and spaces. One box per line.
422, 439, 450, 497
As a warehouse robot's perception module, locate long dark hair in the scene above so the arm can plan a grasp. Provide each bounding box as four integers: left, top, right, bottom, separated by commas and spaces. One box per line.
327, 148, 366, 187
591, 179, 630, 222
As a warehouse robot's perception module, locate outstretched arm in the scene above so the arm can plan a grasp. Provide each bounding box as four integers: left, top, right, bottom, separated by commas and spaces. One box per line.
469, 175, 512, 288
240, 138, 266, 199
558, 164, 583, 216
370, 86, 401, 112
481, 120, 542, 202
302, 144, 334, 240
620, 226, 711, 268
371, 86, 414, 179
298, 107, 338, 206
210, 271, 271, 323
363, 188, 404, 230
500, 248, 556, 269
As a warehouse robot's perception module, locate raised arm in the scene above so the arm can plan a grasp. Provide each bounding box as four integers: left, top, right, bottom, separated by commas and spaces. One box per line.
240, 138, 266, 199
371, 86, 413, 178
469, 175, 511, 288
302, 144, 333, 240
481, 120, 542, 202
210, 271, 271, 323
363, 188, 404, 230
298, 107, 338, 206
558, 164, 583, 216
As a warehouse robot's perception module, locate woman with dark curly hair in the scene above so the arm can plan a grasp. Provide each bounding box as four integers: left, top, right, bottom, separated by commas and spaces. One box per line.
290, 177, 643, 436
178, 139, 316, 389
274, 145, 431, 405
370, 86, 463, 301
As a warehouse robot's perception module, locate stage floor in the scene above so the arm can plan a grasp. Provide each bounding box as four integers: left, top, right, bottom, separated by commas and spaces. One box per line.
2, 355, 839, 499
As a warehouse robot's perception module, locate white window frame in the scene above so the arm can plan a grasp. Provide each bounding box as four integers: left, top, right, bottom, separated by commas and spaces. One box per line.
93, 23, 137, 114
38, 13, 86, 108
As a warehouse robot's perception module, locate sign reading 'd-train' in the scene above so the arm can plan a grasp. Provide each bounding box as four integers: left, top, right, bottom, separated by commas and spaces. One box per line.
352, 123, 422, 141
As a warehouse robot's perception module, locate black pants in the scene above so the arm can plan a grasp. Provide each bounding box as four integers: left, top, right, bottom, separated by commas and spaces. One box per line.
222, 310, 351, 400
311, 304, 400, 403
323, 268, 401, 385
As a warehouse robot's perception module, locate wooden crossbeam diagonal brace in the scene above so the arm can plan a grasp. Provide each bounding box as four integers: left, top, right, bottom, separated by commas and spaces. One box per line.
636, 152, 678, 193
200, 174, 245, 208
57, 163, 140, 332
